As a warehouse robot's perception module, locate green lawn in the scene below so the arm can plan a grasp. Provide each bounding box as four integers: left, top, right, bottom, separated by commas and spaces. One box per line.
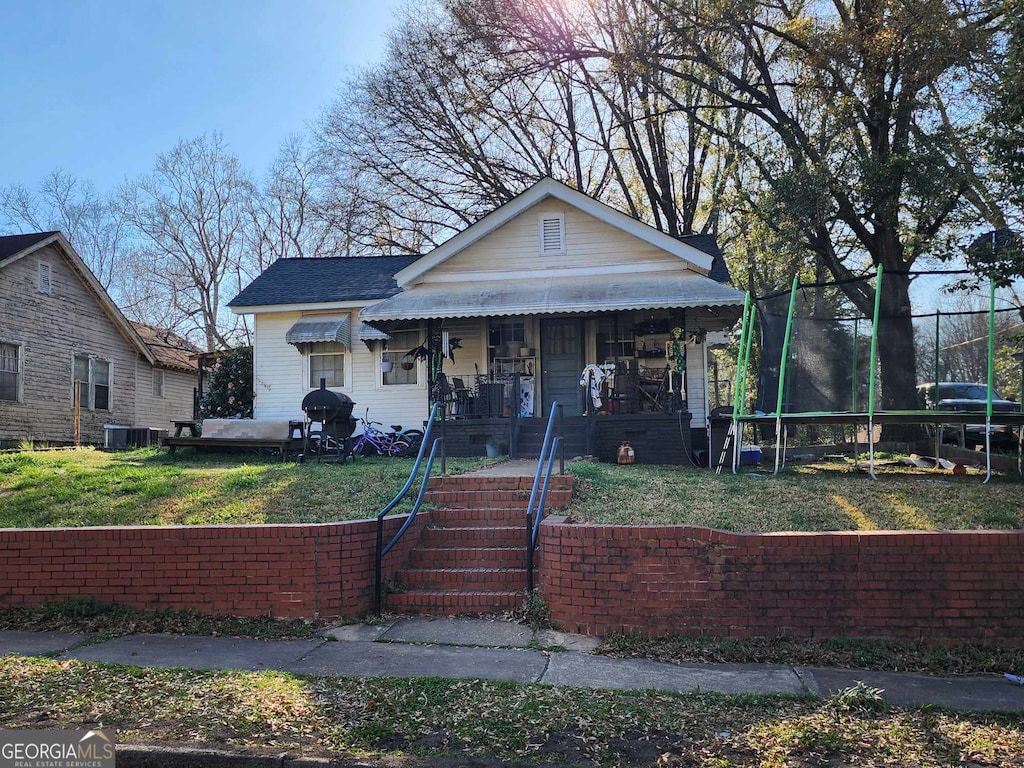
564, 460, 1024, 531
0, 448, 484, 528
1, 448, 1022, 531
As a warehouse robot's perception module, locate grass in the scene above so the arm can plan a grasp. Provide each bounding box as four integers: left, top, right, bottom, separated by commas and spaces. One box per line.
564, 459, 1024, 531
0, 448, 486, 527
0, 656, 1021, 766
599, 631, 1024, 677
3, 448, 1022, 532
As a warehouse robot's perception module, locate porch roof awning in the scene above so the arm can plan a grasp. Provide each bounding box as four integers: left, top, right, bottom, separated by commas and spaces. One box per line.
285, 316, 351, 347
359, 274, 747, 322
356, 322, 390, 342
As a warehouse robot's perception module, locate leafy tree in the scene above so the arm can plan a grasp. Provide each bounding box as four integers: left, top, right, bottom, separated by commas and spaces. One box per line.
198, 346, 254, 420
456, 0, 1006, 426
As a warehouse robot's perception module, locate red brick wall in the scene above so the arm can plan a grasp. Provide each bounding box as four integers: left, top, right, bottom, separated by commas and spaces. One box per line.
0, 514, 428, 619
536, 518, 1024, 644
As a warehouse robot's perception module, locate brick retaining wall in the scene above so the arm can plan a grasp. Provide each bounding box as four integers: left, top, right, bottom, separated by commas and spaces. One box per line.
536, 518, 1024, 644
0, 514, 429, 619
3, 506, 1022, 645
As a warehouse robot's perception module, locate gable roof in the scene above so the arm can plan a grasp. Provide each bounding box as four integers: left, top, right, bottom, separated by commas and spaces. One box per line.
228, 255, 422, 311
0, 231, 157, 366
131, 323, 201, 372
394, 178, 719, 286
0, 231, 59, 263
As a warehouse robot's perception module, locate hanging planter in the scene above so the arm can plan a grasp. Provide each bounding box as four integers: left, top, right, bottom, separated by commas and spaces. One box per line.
381, 351, 394, 373
401, 360, 415, 371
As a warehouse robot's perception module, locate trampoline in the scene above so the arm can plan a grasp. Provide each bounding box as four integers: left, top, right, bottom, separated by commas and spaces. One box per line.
722, 266, 1024, 481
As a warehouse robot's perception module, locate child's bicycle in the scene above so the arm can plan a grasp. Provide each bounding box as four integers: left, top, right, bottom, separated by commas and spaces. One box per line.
350, 411, 416, 458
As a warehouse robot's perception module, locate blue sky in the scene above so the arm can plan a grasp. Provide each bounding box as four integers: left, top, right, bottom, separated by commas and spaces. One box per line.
0, 0, 405, 194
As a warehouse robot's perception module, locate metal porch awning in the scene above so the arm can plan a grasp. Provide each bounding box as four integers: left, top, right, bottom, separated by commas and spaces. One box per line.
285, 315, 351, 347
359, 273, 747, 322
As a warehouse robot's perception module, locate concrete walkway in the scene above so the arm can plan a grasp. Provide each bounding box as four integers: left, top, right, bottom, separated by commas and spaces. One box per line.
2, 616, 1022, 712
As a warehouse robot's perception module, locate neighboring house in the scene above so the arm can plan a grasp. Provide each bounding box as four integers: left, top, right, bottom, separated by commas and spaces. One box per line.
229, 179, 747, 461
129, 322, 202, 429
0, 232, 197, 446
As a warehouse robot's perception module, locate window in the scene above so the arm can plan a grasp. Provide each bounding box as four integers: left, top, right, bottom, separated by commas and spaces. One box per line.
38, 262, 52, 294
309, 342, 345, 388
383, 330, 420, 386
0, 342, 21, 402
153, 369, 165, 398
73, 354, 111, 411
538, 213, 565, 255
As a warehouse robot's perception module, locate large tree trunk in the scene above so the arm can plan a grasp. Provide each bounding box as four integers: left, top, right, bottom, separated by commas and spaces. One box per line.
873, 271, 924, 440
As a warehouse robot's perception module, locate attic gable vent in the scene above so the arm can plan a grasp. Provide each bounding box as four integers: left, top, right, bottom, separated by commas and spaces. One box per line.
37, 262, 52, 294
538, 213, 565, 255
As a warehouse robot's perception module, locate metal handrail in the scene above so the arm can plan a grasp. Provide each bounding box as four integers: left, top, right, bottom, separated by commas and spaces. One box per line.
373, 403, 445, 614
525, 403, 564, 592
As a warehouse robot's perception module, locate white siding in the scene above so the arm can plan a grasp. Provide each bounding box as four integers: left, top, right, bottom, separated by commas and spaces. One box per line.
423, 198, 694, 282
253, 312, 307, 420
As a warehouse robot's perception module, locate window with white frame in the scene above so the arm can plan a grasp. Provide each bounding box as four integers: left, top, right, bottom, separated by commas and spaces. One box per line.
383, 329, 420, 386
37, 262, 52, 294
308, 342, 346, 388
0, 342, 21, 402
73, 354, 111, 410
538, 212, 565, 255
153, 369, 165, 398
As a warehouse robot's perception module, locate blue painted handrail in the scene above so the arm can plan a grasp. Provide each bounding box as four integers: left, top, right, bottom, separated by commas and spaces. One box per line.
525, 403, 564, 592
374, 403, 444, 614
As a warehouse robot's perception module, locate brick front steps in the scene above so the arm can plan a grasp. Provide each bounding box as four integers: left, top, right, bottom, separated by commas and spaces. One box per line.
386, 474, 572, 615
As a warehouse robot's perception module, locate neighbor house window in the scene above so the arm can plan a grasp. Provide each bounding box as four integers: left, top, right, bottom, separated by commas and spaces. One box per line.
153, 369, 165, 398
37, 262, 52, 294
309, 342, 346, 388
538, 213, 565, 255
383, 329, 420, 386
73, 354, 111, 410
0, 342, 21, 402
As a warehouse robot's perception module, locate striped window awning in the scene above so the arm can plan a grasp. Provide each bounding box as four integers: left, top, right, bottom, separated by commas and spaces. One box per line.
285, 315, 351, 347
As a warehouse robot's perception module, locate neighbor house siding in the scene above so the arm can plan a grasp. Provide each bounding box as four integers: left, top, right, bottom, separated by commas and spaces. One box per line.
0, 244, 138, 444
134, 365, 195, 429
422, 198, 701, 282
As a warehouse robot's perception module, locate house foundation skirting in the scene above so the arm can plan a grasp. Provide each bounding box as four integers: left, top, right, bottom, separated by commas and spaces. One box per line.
2, 517, 1022, 645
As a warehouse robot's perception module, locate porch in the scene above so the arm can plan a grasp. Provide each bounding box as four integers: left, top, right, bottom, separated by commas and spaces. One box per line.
435, 412, 697, 465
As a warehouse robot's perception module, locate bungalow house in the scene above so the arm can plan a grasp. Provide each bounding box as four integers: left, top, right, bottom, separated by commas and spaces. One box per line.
0, 231, 198, 446
228, 179, 746, 462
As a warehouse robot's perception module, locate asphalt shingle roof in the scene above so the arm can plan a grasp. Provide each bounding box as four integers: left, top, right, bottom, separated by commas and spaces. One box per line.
0, 231, 58, 263
679, 234, 732, 284
228, 255, 422, 308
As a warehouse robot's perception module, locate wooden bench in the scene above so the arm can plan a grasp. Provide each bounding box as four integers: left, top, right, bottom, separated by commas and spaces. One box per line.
164, 437, 304, 462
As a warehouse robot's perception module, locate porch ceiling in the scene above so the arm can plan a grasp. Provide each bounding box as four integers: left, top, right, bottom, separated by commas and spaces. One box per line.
359, 273, 746, 323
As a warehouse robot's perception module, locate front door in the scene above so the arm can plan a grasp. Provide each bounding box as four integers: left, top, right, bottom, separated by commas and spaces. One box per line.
541, 318, 583, 416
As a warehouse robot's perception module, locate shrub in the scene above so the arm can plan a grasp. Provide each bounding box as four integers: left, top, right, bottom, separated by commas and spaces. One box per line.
199, 347, 254, 420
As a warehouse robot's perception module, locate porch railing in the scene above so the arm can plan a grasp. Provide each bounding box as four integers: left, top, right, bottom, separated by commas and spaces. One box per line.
373, 403, 445, 615
525, 402, 564, 593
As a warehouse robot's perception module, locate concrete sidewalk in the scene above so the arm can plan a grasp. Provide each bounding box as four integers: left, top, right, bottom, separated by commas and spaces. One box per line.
2, 616, 1022, 712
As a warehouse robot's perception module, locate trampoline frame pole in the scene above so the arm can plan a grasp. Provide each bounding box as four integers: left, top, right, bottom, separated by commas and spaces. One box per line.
984, 276, 995, 484
867, 265, 884, 480
773, 276, 799, 476
934, 311, 942, 468
729, 293, 753, 473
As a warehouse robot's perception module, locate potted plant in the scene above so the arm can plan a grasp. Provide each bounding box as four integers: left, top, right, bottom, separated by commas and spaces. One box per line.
485, 438, 509, 458
380, 351, 394, 373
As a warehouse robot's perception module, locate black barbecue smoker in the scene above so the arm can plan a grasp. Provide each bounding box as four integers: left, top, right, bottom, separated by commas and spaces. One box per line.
300, 380, 356, 462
